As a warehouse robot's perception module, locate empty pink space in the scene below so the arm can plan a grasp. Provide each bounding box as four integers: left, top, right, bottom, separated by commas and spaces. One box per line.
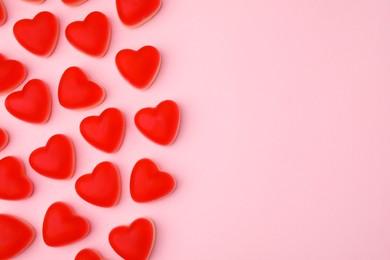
0, 0, 390, 259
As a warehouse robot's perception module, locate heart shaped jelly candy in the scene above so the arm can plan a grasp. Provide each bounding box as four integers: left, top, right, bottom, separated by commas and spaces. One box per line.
116, 0, 161, 28
5, 79, 52, 124
0, 54, 27, 95
116, 46, 161, 89
66, 11, 111, 57
109, 218, 155, 260
0, 128, 8, 151
75, 161, 121, 207
29, 134, 76, 179
23, 0, 46, 4
0, 0, 6, 25
58, 66, 105, 109
62, 0, 88, 6
80, 107, 125, 153
135, 100, 180, 145
43, 201, 90, 247
0, 156, 33, 200
13, 11, 59, 56
75, 248, 103, 260
0, 214, 35, 259
130, 158, 175, 202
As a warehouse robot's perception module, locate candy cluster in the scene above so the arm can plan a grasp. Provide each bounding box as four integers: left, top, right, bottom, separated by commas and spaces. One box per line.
0, 0, 180, 259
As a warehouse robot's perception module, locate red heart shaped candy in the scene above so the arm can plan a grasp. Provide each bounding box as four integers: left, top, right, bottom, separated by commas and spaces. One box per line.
116, 46, 161, 89
62, 0, 88, 6
80, 108, 125, 153
0, 0, 6, 25
0, 54, 27, 95
75, 161, 121, 207
0, 128, 8, 151
109, 218, 155, 260
66, 12, 111, 57
29, 134, 76, 179
0, 214, 35, 259
135, 100, 180, 145
5, 79, 52, 124
116, 0, 161, 28
43, 201, 90, 247
130, 158, 175, 202
0, 156, 33, 200
13, 11, 59, 56
58, 67, 105, 109
23, 0, 46, 4
75, 248, 103, 260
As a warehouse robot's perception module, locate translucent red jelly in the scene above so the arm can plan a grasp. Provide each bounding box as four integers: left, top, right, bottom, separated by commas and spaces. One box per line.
75, 248, 103, 260
13, 11, 59, 56
62, 0, 88, 6
116, 46, 161, 89
5, 79, 52, 124
0, 214, 35, 259
0, 54, 27, 95
65, 11, 111, 57
116, 0, 161, 28
29, 134, 76, 179
80, 107, 125, 153
0, 128, 8, 151
135, 100, 180, 145
109, 218, 155, 260
130, 158, 176, 203
43, 201, 90, 247
75, 161, 121, 207
58, 66, 105, 109
0, 0, 6, 25
0, 156, 33, 200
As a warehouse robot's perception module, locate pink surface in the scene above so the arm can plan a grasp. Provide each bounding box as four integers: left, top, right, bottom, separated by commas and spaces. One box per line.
1, 0, 390, 259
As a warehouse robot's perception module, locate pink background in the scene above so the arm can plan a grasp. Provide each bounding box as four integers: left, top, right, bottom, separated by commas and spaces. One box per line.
1, 0, 390, 259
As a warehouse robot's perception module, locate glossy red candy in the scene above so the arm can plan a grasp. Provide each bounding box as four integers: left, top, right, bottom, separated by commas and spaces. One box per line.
135, 100, 180, 145
130, 158, 175, 202
0, 54, 27, 95
75, 248, 103, 260
0, 0, 6, 25
62, 0, 88, 6
0, 214, 35, 259
66, 12, 111, 57
80, 108, 125, 153
109, 218, 155, 260
116, 0, 161, 28
43, 201, 90, 247
58, 67, 105, 109
0, 128, 8, 151
29, 134, 76, 179
76, 161, 121, 207
13, 11, 59, 56
5, 79, 52, 124
116, 46, 161, 89
23, 0, 46, 4
0, 156, 33, 200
